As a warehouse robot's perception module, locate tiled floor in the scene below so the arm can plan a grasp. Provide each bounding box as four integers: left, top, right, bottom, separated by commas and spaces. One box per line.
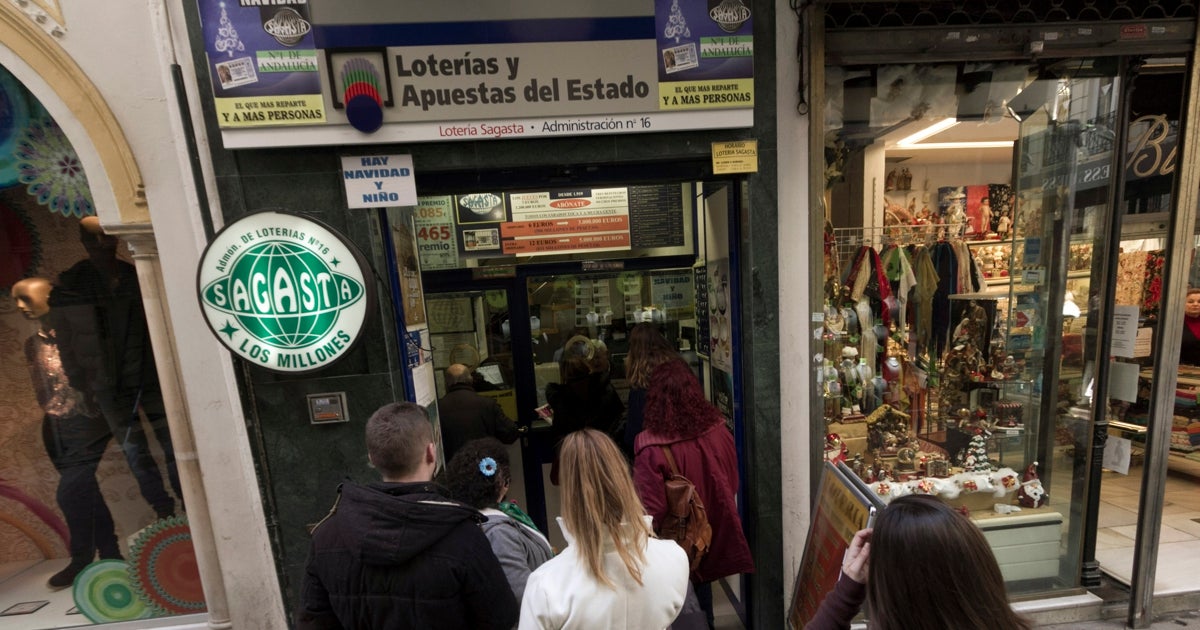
1096, 465, 1200, 595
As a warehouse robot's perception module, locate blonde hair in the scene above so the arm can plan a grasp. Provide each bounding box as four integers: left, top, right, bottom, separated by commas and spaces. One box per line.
559, 429, 652, 588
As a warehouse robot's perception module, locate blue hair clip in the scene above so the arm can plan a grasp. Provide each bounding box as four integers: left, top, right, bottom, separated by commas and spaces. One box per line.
479, 457, 498, 477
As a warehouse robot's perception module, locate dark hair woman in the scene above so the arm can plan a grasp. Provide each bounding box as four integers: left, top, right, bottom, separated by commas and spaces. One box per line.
805, 494, 1033, 630
622, 323, 681, 454
444, 438, 552, 604
633, 359, 754, 627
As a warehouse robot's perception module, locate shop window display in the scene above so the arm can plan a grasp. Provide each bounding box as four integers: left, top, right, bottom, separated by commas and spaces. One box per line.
821, 59, 1123, 595
0, 66, 203, 624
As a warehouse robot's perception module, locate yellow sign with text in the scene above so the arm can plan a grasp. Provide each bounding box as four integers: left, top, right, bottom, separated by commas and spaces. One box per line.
659, 79, 754, 110
214, 94, 326, 128
712, 140, 758, 174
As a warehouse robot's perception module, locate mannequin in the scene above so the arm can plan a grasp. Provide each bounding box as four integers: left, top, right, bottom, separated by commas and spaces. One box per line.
12, 277, 120, 588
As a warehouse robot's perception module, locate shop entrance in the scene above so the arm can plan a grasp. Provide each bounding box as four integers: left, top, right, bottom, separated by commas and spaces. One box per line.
404, 172, 749, 625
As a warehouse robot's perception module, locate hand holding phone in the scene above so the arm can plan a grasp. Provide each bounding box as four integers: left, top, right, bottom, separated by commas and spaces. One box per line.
842, 527, 873, 584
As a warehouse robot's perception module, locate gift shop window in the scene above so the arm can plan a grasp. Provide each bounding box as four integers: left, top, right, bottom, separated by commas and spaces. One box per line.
0, 65, 204, 624
821, 58, 1126, 595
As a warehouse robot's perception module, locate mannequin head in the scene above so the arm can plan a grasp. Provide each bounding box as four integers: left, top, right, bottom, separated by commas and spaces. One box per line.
11, 277, 53, 320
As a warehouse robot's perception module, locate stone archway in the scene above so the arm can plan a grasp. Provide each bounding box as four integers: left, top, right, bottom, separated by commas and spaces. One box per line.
0, 3, 146, 226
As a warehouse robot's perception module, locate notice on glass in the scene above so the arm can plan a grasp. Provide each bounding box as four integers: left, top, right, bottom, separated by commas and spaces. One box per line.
1103, 435, 1132, 475
1110, 305, 1139, 358
501, 188, 631, 256
1134, 327, 1153, 358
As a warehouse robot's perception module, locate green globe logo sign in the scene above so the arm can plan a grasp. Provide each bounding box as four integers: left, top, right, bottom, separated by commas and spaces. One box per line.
197, 211, 373, 373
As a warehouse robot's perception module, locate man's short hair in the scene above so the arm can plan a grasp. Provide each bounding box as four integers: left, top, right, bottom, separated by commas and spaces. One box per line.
365, 402, 432, 478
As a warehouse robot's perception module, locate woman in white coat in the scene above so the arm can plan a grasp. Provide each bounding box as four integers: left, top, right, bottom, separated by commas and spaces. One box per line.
519, 429, 689, 630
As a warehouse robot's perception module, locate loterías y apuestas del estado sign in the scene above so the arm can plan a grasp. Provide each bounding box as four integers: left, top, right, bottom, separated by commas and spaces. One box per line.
196, 210, 375, 374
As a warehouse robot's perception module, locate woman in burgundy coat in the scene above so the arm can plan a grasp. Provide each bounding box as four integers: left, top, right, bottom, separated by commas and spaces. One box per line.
633, 359, 754, 628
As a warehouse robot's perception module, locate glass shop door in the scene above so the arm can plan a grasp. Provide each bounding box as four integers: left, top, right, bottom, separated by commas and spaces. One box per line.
1002, 57, 1123, 594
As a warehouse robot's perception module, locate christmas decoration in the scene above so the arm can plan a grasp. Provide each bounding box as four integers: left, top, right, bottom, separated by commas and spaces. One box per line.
867, 467, 1021, 504
72, 560, 153, 623
129, 515, 206, 616
214, 2, 245, 57
15, 117, 94, 218
663, 0, 690, 42
1017, 461, 1049, 508
961, 430, 993, 473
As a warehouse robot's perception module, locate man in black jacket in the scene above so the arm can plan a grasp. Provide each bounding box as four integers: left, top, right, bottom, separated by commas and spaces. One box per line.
297, 401, 518, 630
437, 363, 520, 464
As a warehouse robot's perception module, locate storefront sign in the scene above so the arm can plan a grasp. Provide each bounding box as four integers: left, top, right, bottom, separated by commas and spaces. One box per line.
198, 0, 326, 128
197, 210, 373, 373
208, 0, 754, 147
341, 154, 416, 208
711, 140, 757, 174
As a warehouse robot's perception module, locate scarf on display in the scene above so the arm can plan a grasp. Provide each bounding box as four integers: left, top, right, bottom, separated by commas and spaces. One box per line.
910, 246, 939, 356
930, 241, 959, 358
856, 298, 877, 367
881, 245, 917, 330
845, 246, 893, 330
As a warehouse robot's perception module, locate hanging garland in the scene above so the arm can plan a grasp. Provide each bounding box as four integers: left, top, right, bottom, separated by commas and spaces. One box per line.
15, 117, 94, 218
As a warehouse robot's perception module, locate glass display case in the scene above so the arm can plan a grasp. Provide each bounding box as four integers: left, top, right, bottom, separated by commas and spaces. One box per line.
821, 57, 1124, 593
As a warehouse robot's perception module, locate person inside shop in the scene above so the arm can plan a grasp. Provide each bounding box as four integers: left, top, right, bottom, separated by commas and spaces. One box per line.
297, 402, 518, 629
12, 277, 121, 589
622, 323, 681, 455
436, 363, 522, 465
51, 216, 181, 519
545, 335, 624, 482
1182, 287, 1200, 365
804, 494, 1032, 630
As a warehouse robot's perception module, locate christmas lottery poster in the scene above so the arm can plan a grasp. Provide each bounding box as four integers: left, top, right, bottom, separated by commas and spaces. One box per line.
200, 0, 325, 127
788, 463, 881, 629
656, 0, 754, 110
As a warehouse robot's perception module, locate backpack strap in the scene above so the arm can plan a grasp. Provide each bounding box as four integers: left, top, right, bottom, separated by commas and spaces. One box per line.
661, 445, 682, 476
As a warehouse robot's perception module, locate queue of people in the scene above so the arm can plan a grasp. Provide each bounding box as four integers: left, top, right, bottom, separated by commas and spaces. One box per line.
298, 323, 1030, 629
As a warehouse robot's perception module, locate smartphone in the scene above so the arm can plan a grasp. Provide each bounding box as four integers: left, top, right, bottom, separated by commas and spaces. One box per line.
865, 506, 878, 530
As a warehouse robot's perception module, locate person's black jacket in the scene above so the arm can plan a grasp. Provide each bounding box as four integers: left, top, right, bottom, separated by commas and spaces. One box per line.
437, 383, 519, 464
297, 481, 518, 630
545, 372, 624, 444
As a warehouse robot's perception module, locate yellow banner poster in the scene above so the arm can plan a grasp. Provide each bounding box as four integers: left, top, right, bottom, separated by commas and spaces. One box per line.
214, 94, 326, 128
658, 78, 753, 110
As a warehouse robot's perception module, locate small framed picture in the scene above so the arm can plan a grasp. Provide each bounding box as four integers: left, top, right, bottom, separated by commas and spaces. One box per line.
1, 601, 49, 616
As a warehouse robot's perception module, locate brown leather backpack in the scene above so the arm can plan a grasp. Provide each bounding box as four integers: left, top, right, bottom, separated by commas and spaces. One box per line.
658, 446, 713, 572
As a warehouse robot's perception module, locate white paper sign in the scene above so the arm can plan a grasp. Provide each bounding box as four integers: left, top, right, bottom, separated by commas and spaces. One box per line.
1103, 435, 1132, 475
1134, 327, 1153, 358
342, 154, 417, 208
1110, 359, 1140, 403
1111, 305, 1139, 358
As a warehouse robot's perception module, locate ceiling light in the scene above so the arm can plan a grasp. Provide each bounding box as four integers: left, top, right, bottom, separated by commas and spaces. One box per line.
896, 118, 959, 146
896, 141, 1015, 150
893, 116, 1015, 151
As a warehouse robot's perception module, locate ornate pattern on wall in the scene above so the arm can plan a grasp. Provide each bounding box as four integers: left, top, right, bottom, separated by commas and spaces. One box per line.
16, 117, 94, 218
129, 515, 206, 616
